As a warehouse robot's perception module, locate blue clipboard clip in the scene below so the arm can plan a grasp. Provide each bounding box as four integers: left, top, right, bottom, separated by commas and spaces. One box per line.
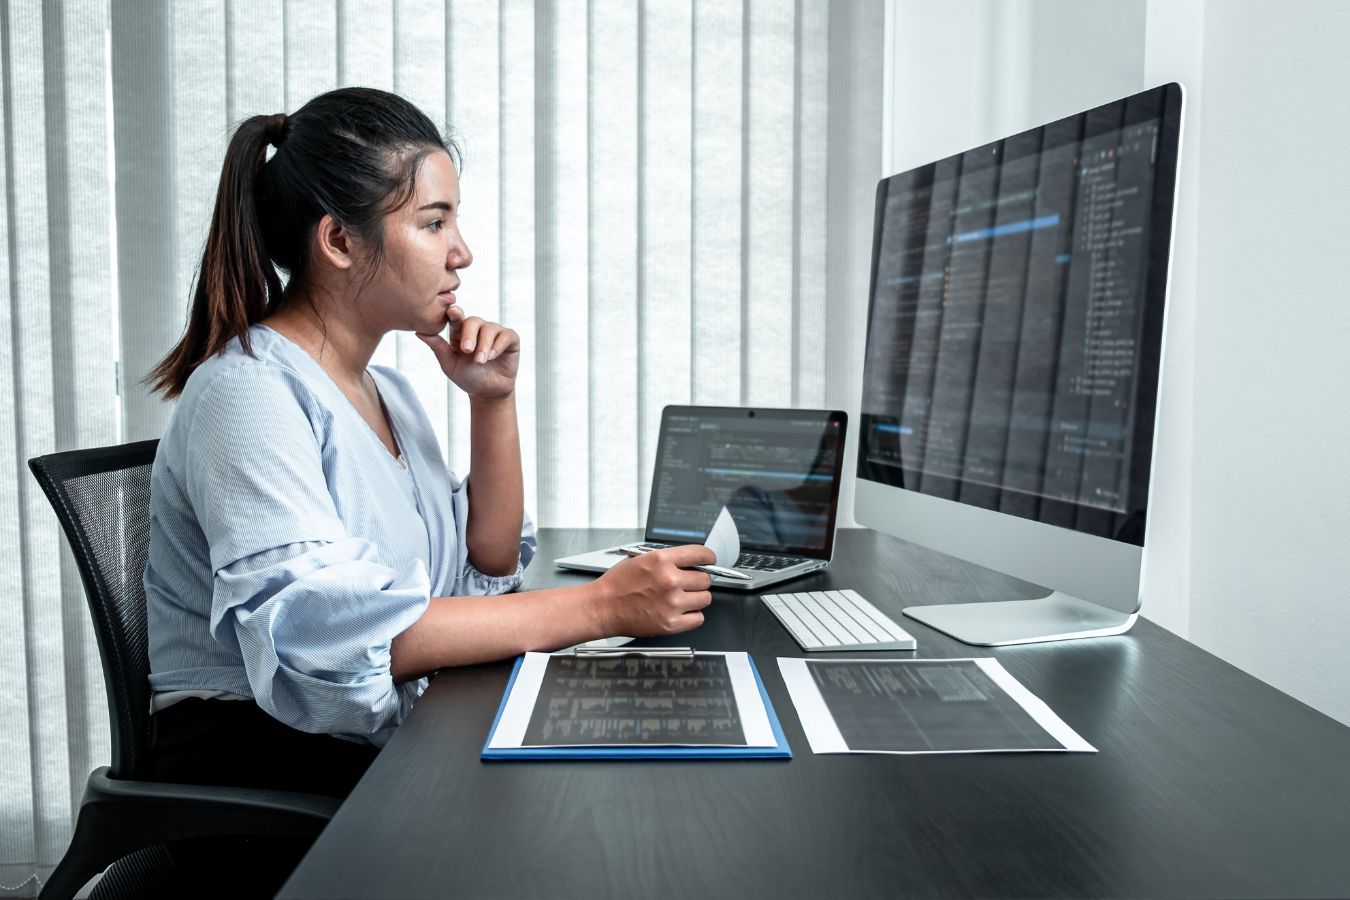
572, 645, 695, 659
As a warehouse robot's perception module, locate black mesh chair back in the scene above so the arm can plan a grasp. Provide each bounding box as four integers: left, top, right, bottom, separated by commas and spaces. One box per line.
29, 439, 159, 781
30, 439, 340, 900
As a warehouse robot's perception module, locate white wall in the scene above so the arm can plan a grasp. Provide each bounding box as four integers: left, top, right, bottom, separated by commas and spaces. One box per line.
1177, 0, 1350, 724
889, 0, 1148, 173
885, 0, 1350, 724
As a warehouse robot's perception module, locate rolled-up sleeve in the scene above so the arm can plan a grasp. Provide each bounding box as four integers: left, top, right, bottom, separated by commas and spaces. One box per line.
184, 367, 430, 744
212, 541, 430, 744
447, 473, 538, 596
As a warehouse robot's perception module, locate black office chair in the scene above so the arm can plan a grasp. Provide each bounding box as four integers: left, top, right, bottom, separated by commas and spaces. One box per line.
28, 440, 339, 900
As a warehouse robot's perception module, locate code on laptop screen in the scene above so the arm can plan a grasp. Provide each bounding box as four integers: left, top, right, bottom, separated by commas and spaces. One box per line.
646, 409, 845, 555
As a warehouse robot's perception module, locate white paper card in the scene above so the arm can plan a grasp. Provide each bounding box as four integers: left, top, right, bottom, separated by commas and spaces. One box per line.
704, 506, 740, 568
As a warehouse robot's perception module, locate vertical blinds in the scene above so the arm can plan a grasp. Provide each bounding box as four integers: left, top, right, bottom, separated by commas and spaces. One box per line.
113, 0, 870, 528
1, 1, 116, 887
0, 0, 881, 886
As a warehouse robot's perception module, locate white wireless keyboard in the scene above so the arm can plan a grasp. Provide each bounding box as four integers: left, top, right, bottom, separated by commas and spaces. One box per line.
761, 589, 916, 652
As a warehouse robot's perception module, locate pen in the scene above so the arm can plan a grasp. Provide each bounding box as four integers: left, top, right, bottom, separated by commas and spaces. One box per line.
573, 645, 696, 658
617, 546, 752, 580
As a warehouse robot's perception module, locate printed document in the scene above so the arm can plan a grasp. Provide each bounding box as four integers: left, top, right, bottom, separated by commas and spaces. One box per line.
778, 657, 1095, 754
488, 651, 779, 749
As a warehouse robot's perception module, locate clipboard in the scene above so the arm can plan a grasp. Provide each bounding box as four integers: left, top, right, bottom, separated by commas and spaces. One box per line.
481, 651, 792, 760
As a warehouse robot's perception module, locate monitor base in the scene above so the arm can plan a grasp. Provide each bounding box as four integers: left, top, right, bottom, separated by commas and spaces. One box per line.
902, 591, 1137, 647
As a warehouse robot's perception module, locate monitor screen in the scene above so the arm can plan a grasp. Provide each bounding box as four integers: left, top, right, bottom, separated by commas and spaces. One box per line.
857, 84, 1182, 546
645, 407, 847, 555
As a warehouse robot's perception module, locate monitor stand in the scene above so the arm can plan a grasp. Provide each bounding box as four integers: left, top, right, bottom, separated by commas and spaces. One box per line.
902, 591, 1137, 647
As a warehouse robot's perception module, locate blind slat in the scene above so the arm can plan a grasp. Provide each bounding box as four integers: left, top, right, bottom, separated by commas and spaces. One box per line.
691, 0, 744, 408
745, 0, 797, 408
637, 0, 694, 516
587, 0, 640, 525
536, 0, 591, 527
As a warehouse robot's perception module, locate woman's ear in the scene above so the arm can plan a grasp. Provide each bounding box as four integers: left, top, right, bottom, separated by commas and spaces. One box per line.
313, 214, 355, 271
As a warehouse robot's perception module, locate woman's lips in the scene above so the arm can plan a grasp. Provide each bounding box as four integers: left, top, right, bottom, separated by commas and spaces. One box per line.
438, 290, 457, 305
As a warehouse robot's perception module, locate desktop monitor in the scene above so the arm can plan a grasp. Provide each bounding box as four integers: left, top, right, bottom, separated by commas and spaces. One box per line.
855, 83, 1183, 645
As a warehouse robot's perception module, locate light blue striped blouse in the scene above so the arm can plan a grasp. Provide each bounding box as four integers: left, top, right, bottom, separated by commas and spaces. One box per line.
145, 324, 536, 746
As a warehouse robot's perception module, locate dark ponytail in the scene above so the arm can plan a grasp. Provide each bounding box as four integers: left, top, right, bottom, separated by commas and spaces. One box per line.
146, 115, 282, 398
147, 88, 455, 398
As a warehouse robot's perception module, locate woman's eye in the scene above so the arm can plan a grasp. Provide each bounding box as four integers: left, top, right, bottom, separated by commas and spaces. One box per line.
426, 219, 443, 231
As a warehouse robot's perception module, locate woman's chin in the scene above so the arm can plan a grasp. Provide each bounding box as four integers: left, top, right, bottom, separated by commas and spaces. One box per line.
418, 315, 449, 336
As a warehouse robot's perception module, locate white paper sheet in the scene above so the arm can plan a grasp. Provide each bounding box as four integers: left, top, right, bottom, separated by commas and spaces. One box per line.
704, 506, 740, 568
777, 657, 1096, 755
489, 651, 778, 749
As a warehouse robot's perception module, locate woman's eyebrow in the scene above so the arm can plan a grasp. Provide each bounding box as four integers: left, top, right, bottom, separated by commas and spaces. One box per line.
418, 201, 454, 212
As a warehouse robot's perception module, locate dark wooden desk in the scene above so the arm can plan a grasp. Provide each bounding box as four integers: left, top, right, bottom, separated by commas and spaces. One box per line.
280, 529, 1350, 899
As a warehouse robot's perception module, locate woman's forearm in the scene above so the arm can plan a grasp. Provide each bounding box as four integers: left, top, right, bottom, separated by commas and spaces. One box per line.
391, 544, 718, 681
464, 392, 525, 575
390, 583, 612, 680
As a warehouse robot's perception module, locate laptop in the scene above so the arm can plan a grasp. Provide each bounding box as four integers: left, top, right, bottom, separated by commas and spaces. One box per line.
555, 405, 848, 591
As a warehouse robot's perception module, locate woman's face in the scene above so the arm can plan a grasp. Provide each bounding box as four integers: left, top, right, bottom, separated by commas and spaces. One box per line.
361, 149, 472, 335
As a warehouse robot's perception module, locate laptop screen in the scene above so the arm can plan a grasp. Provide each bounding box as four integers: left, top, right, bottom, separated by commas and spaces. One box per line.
644, 407, 848, 557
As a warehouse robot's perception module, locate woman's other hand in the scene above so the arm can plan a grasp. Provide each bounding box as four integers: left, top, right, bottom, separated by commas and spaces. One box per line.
416, 304, 519, 400
593, 545, 716, 637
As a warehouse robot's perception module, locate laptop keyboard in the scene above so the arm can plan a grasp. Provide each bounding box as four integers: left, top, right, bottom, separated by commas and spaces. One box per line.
607, 544, 809, 572
735, 553, 804, 571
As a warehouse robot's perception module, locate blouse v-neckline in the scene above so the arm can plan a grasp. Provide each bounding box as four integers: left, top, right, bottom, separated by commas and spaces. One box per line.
370, 377, 408, 470
257, 324, 407, 468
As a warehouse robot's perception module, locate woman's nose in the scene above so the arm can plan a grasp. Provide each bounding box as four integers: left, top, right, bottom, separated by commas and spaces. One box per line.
450, 234, 473, 270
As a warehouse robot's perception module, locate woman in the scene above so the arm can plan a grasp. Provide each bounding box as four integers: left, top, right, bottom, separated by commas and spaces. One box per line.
143, 87, 714, 799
